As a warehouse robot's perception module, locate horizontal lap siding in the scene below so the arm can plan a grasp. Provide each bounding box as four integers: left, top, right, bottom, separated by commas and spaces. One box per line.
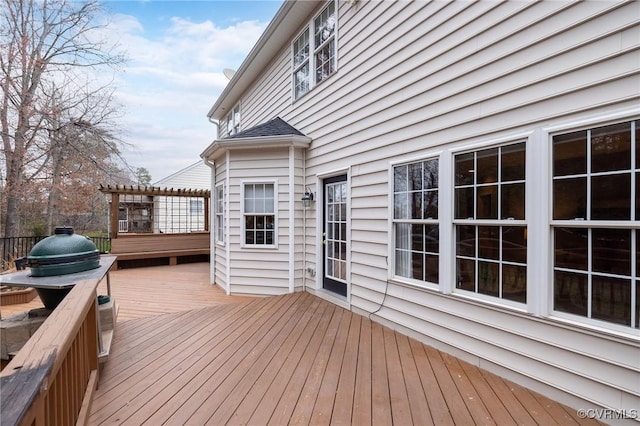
214, 161, 227, 289
230, 0, 639, 413
228, 149, 291, 294
316, 0, 638, 413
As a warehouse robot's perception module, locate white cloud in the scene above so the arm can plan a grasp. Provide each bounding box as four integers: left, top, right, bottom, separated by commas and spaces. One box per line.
99, 9, 268, 182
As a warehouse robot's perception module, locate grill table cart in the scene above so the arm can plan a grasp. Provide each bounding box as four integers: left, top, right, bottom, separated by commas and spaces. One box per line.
0, 255, 117, 357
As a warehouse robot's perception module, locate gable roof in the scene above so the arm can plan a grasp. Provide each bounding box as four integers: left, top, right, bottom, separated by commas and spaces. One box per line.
227, 117, 306, 139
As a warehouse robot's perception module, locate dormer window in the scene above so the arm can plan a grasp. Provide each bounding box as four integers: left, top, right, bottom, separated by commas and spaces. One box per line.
292, 0, 336, 100
227, 104, 240, 136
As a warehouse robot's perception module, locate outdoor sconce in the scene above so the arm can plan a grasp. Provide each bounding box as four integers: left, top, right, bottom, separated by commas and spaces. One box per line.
302, 187, 314, 207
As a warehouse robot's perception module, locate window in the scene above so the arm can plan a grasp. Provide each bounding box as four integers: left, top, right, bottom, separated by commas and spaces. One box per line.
215, 185, 224, 244
292, 1, 336, 100
227, 104, 240, 136
243, 182, 276, 246
454, 142, 527, 303
552, 120, 639, 328
393, 158, 439, 284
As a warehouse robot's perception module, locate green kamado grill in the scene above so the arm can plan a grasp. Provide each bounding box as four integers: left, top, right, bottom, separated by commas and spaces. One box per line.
27, 226, 100, 308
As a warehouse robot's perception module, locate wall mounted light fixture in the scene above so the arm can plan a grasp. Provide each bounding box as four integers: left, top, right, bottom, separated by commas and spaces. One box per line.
302, 187, 314, 207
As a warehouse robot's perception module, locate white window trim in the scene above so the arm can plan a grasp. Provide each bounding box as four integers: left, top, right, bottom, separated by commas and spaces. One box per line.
291, 0, 338, 101
545, 116, 640, 334
215, 184, 225, 245
388, 154, 441, 291
240, 179, 278, 249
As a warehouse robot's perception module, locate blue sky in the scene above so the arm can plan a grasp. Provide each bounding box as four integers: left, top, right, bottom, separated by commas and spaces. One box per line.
98, 0, 283, 182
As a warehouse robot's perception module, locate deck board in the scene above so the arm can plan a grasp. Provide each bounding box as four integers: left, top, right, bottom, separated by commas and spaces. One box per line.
79, 263, 603, 426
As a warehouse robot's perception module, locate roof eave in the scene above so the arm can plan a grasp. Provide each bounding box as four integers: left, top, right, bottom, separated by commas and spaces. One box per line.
201, 134, 312, 160
207, 0, 318, 120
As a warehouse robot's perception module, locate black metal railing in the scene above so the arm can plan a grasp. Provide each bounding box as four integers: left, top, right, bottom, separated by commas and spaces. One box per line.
0, 235, 111, 271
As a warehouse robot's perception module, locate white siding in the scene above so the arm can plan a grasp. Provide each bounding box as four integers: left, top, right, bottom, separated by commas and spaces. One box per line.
214, 160, 227, 290
227, 149, 292, 295
217, 0, 640, 415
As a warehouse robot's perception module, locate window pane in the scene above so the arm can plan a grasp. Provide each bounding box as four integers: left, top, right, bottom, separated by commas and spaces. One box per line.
315, 42, 335, 83
592, 229, 630, 276
503, 264, 526, 303
424, 159, 438, 189
476, 184, 498, 219
591, 173, 630, 220
425, 225, 439, 253
636, 280, 639, 328
636, 173, 640, 221
256, 216, 264, 229
503, 226, 527, 264
457, 225, 475, 257
553, 178, 586, 220
553, 131, 587, 176
455, 188, 474, 219
457, 258, 475, 291
266, 231, 274, 245
256, 232, 264, 244
266, 215, 274, 229
394, 165, 408, 192
411, 252, 424, 280
245, 184, 255, 199
477, 148, 498, 184
455, 153, 474, 185
246, 231, 254, 244
478, 261, 499, 297
423, 191, 438, 219
554, 271, 587, 316
245, 216, 254, 229
293, 29, 309, 68
411, 192, 422, 219
425, 254, 439, 283
555, 227, 588, 271
501, 183, 525, 220
314, 2, 335, 46
411, 224, 424, 252
409, 162, 422, 191
501, 143, 525, 181
592, 276, 630, 326
394, 193, 409, 219
295, 63, 309, 98
478, 226, 499, 260
591, 122, 631, 173
395, 250, 409, 278
396, 223, 410, 250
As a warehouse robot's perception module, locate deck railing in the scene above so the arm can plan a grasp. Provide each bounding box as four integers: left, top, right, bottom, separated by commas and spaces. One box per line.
0, 278, 100, 426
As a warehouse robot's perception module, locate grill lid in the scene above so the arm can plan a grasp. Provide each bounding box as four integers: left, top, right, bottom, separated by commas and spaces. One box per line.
28, 227, 100, 277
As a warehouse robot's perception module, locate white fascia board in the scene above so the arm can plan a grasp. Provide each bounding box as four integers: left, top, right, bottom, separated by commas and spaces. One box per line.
201, 134, 312, 159
206, 0, 318, 120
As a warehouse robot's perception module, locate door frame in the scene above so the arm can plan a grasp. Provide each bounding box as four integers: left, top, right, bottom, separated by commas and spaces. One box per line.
314, 168, 351, 305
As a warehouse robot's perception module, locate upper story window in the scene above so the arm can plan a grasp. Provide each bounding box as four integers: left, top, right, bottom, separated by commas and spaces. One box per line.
227, 104, 240, 136
242, 182, 276, 247
552, 120, 639, 328
454, 142, 527, 304
292, 1, 336, 100
393, 158, 439, 284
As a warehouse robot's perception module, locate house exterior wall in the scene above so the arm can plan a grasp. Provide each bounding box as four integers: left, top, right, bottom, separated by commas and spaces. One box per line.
214, 159, 228, 291
209, 0, 640, 416
226, 148, 295, 295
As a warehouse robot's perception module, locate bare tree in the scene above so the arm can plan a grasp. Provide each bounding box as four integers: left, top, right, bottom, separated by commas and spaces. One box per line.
0, 0, 125, 237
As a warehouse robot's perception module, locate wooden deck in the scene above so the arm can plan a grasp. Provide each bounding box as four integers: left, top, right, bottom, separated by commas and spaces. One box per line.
1, 262, 252, 321
89, 291, 598, 425
2, 263, 601, 425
